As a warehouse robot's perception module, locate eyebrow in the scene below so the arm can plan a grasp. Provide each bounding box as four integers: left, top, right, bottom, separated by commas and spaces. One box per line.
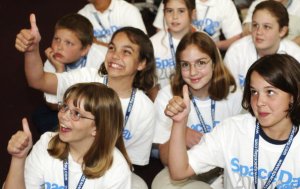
249, 85, 276, 90
180, 57, 210, 62
123, 45, 135, 51
109, 42, 135, 52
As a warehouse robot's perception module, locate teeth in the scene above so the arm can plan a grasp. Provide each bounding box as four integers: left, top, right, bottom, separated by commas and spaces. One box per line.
60, 124, 68, 129
110, 63, 122, 69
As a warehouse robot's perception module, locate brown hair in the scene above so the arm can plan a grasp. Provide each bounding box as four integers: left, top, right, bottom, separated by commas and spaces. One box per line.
47, 82, 132, 178
242, 54, 300, 126
99, 27, 157, 91
55, 13, 94, 48
171, 32, 236, 100
253, 1, 289, 30
163, 0, 195, 20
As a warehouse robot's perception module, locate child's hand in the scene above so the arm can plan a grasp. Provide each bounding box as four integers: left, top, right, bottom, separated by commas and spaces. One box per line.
15, 14, 41, 53
45, 47, 65, 72
7, 118, 33, 159
164, 85, 190, 123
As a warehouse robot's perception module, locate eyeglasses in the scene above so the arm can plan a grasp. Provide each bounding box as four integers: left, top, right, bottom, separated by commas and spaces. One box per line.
58, 102, 94, 121
180, 59, 211, 71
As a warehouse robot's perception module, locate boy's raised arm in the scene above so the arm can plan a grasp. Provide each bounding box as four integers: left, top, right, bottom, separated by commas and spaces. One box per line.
15, 14, 57, 94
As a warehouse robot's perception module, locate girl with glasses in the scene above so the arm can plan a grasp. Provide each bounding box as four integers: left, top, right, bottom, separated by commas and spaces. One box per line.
4, 83, 132, 189
15, 14, 157, 189
167, 54, 300, 188
151, 31, 243, 189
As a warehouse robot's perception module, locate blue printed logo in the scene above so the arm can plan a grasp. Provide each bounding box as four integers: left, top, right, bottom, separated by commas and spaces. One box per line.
94, 25, 119, 39
123, 129, 132, 140
230, 157, 300, 188
238, 74, 245, 87
155, 58, 175, 69
42, 182, 65, 189
193, 19, 220, 36
190, 121, 219, 133
155, 58, 175, 79
191, 123, 212, 133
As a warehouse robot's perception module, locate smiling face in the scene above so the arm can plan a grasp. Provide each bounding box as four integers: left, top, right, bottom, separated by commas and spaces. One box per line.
250, 71, 293, 130
104, 32, 146, 81
51, 28, 90, 64
251, 9, 287, 56
180, 44, 213, 98
58, 98, 96, 147
164, 0, 192, 38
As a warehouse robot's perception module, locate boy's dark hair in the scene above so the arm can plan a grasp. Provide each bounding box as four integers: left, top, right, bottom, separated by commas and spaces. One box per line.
55, 13, 94, 48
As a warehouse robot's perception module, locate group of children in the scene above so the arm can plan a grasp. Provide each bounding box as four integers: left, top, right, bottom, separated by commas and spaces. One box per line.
4, 0, 300, 188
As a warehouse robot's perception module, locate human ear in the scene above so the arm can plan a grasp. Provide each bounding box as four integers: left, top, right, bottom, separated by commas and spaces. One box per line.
80, 44, 91, 57
191, 9, 196, 20
279, 26, 288, 38
290, 95, 294, 104
91, 125, 97, 137
137, 59, 146, 71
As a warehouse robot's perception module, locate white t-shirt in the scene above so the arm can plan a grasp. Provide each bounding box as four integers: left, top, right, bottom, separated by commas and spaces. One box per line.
150, 30, 180, 88
153, 0, 242, 42
153, 84, 243, 144
188, 113, 300, 189
55, 68, 155, 165
224, 35, 300, 88
43, 43, 107, 103
243, 0, 300, 41
78, 0, 147, 43
24, 132, 131, 189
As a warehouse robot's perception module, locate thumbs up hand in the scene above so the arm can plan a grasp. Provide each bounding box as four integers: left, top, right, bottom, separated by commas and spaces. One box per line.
164, 85, 190, 123
15, 13, 41, 53
7, 118, 33, 159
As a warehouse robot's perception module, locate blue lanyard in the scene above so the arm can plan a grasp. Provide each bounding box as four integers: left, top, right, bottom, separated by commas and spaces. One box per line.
191, 97, 215, 133
103, 75, 136, 126
253, 122, 296, 189
93, 12, 111, 42
196, 6, 210, 31
168, 32, 176, 65
63, 159, 86, 189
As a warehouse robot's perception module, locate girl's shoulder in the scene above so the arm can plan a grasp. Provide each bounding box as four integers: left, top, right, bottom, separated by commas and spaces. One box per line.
150, 30, 167, 42
39, 132, 58, 145
134, 89, 155, 107
227, 86, 243, 99
155, 85, 172, 101
78, 3, 96, 15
